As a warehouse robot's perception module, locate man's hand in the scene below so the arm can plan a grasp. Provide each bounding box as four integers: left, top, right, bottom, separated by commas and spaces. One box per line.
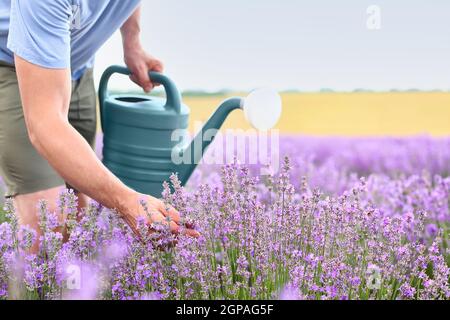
121, 193, 200, 238
124, 47, 163, 93
121, 5, 163, 93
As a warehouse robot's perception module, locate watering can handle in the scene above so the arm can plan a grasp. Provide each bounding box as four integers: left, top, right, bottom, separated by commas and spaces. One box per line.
98, 65, 182, 114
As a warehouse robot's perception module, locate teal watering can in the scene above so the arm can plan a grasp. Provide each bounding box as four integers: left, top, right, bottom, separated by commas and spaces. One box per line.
98, 65, 241, 197
99, 65, 281, 197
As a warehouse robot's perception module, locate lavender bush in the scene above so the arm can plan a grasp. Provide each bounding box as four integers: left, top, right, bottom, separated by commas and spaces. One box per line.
0, 136, 449, 300
190, 136, 450, 195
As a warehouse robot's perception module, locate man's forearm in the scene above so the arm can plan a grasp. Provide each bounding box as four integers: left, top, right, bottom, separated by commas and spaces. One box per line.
30, 114, 138, 214
121, 5, 141, 51
15, 55, 139, 216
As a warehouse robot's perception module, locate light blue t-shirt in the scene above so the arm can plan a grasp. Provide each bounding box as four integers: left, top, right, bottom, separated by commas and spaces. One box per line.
0, 0, 140, 79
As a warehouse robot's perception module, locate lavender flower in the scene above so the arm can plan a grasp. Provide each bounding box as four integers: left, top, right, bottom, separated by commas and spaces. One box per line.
0, 136, 448, 300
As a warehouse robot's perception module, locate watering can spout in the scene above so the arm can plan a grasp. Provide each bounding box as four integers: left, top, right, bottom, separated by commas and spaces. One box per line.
179, 97, 243, 183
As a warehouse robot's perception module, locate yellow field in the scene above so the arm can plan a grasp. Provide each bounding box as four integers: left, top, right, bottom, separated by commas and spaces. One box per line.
184, 92, 450, 136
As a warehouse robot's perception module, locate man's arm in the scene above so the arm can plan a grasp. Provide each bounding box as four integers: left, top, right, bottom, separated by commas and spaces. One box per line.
14, 55, 187, 235
121, 5, 163, 92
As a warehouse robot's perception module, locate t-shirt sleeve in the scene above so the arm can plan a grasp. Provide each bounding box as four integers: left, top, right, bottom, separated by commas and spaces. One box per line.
7, 0, 72, 69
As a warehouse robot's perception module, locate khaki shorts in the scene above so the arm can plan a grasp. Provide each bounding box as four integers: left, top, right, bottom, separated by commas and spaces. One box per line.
0, 61, 97, 197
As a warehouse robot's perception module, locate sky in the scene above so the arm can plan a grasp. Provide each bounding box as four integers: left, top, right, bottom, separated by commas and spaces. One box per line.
94, 0, 450, 92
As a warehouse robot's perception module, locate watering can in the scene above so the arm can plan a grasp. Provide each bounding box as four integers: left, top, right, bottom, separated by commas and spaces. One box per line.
99, 65, 281, 197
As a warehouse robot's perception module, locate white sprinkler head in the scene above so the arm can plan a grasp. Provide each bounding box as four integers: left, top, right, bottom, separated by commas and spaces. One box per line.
242, 87, 282, 131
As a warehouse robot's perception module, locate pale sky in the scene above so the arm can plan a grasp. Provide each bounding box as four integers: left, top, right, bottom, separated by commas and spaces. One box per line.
95, 0, 450, 92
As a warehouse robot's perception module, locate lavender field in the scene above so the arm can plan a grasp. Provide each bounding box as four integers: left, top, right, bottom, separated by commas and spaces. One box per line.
0, 136, 449, 300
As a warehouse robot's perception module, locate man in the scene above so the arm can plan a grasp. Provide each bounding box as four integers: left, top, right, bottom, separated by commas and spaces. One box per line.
0, 0, 197, 245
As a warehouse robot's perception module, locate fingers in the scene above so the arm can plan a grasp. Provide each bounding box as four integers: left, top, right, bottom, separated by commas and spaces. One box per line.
148, 207, 179, 233
157, 201, 195, 229
146, 60, 163, 88
130, 59, 164, 92
169, 220, 179, 234
141, 196, 198, 238
149, 59, 164, 73
132, 65, 153, 93
150, 213, 199, 238
148, 210, 166, 224
183, 228, 201, 238
158, 203, 181, 224
167, 221, 200, 238
129, 73, 152, 93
